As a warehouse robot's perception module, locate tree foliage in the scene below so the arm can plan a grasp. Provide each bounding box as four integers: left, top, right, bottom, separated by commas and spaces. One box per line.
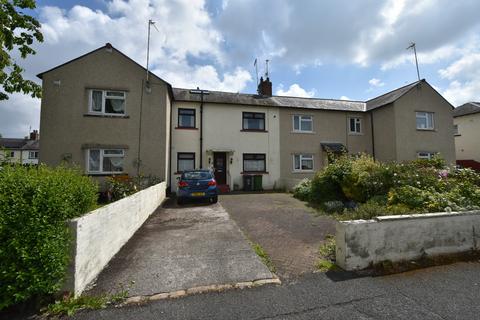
0, 0, 43, 100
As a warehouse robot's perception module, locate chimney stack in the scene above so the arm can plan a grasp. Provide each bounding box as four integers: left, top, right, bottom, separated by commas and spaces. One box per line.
29, 130, 39, 141
257, 76, 272, 96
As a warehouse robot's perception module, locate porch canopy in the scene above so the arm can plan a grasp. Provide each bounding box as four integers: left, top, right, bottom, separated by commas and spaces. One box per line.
320, 142, 347, 154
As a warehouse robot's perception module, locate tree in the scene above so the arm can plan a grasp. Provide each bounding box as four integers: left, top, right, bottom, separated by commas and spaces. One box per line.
0, 0, 43, 100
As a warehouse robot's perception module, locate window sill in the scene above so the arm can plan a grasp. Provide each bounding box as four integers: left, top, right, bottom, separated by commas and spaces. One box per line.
84, 113, 129, 119
241, 171, 269, 175
87, 172, 125, 176
348, 132, 363, 136
291, 131, 315, 134
416, 128, 435, 131
175, 127, 198, 130
240, 129, 268, 133
292, 170, 315, 174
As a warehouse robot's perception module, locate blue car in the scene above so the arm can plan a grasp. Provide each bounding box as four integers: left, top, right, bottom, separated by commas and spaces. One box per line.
177, 170, 218, 204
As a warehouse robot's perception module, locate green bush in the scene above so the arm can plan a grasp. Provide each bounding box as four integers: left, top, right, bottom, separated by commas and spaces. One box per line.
106, 174, 163, 202
0, 165, 98, 309
292, 179, 312, 201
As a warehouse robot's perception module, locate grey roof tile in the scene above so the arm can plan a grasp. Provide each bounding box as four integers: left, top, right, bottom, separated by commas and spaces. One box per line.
173, 88, 366, 112
453, 102, 480, 117
366, 80, 423, 111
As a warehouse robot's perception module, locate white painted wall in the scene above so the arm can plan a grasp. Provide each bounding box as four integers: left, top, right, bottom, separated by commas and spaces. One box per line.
0, 149, 38, 165
170, 101, 281, 192
336, 211, 480, 271
65, 181, 166, 296
455, 113, 480, 162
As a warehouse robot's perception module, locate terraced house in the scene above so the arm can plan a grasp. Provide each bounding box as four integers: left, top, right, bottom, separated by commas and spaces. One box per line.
38, 44, 456, 192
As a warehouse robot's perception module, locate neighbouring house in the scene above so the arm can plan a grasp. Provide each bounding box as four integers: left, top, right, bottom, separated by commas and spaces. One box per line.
453, 102, 480, 170
0, 130, 40, 165
37, 43, 456, 192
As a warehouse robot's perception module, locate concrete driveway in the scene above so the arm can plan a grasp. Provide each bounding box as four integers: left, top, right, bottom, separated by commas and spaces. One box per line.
219, 192, 336, 280
86, 201, 275, 298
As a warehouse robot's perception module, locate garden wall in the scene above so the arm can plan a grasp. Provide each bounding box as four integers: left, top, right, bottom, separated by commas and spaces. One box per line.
336, 210, 480, 270
64, 181, 167, 296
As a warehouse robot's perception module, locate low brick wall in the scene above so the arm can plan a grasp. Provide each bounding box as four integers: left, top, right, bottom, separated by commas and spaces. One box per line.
64, 181, 167, 296
336, 211, 480, 271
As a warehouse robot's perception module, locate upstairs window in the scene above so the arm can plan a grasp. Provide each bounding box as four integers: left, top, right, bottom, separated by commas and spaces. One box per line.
28, 151, 38, 159
348, 117, 362, 134
293, 115, 313, 132
242, 112, 265, 131
293, 154, 314, 171
453, 124, 459, 136
178, 108, 196, 128
89, 90, 126, 115
416, 112, 434, 130
243, 153, 266, 172
87, 149, 124, 174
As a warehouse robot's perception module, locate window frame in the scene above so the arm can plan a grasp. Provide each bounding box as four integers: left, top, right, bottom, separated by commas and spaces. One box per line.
417, 151, 436, 160
348, 117, 362, 134
242, 112, 266, 131
292, 115, 313, 133
293, 154, 314, 172
28, 151, 38, 159
88, 89, 127, 116
87, 148, 125, 174
415, 111, 434, 130
9, 151, 15, 158
242, 153, 266, 173
177, 152, 196, 173
453, 124, 460, 136
177, 108, 196, 128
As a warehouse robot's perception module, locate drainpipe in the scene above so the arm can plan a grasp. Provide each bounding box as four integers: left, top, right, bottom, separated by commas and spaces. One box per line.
200, 92, 203, 168
370, 111, 376, 160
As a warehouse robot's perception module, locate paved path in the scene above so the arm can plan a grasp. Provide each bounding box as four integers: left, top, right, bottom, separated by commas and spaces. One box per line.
73, 261, 480, 319
86, 201, 273, 297
219, 193, 336, 279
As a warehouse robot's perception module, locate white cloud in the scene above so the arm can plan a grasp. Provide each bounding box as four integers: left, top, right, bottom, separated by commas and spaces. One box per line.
339, 96, 350, 100
276, 84, 315, 97
0, 0, 252, 137
368, 78, 385, 87
0, 94, 40, 138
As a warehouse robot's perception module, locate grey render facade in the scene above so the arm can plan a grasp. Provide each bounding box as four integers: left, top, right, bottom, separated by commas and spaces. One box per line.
37, 44, 456, 191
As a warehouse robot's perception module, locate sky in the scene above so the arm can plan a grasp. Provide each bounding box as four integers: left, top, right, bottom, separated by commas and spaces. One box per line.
1, 0, 480, 138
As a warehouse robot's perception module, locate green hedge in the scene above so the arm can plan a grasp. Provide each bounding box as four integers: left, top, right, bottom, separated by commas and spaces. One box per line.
293, 154, 480, 218
0, 165, 98, 309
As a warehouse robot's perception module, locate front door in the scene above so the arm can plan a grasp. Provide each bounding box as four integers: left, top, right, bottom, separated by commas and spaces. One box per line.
213, 152, 227, 185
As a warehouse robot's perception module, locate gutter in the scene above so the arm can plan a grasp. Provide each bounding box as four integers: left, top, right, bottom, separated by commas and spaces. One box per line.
200, 94, 204, 168
370, 111, 376, 160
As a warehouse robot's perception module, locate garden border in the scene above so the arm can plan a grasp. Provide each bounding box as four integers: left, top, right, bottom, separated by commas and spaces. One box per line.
64, 181, 167, 296
336, 210, 480, 270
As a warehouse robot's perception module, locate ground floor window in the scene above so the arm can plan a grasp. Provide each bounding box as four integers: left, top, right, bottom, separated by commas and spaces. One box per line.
29, 151, 38, 159
417, 151, 436, 160
243, 153, 266, 172
293, 154, 314, 171
177, 152, 195, 172
87, 149, 124, 174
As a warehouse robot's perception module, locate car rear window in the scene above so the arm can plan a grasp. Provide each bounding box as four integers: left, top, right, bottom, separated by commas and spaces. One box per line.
182, 171, 212, 180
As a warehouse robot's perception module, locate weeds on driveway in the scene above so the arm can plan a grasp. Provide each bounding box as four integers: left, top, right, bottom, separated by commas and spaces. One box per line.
316, 235, 340, 272
251, 242, 276, 273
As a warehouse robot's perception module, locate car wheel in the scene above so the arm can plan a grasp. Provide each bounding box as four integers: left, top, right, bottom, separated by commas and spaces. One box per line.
210, 196, 218, 204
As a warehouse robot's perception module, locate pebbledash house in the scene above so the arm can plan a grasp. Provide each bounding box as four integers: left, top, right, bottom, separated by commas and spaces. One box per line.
37, 44, 456, 193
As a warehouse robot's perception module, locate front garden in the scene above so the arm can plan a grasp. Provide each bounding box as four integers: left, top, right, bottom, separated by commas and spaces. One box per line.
293, 154, 480, 221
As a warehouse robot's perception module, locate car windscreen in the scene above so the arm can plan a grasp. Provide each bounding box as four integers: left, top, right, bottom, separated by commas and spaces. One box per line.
182, 171, 212, 180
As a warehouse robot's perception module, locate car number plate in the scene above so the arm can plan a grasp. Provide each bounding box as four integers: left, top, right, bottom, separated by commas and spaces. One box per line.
191, 192, 205, 197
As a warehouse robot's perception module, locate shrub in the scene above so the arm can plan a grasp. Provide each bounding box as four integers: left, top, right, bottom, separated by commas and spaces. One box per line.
292, 179, 312, 201
106, 174, 163, 202
0, 165, 98, 309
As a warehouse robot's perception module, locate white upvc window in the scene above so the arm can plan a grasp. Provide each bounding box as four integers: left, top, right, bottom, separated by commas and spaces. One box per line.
348, 117, 362, 134
293, 115, 313, 132
87, 149, 125, 174
89, 90, 126, 116
28, 151, 38, 159
416, 111, 434, 130
293, 154, 314, 172
417, 151, 436, 160
453, 124, 459, 136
